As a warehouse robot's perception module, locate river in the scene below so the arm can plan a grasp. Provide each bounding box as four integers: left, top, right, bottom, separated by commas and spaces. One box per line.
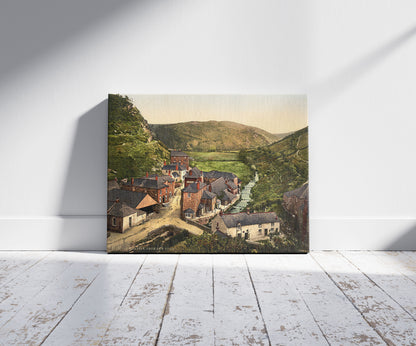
229, 171, 258, 213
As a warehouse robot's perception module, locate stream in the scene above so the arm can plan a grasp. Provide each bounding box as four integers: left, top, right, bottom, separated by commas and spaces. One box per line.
229, 171, 258, 213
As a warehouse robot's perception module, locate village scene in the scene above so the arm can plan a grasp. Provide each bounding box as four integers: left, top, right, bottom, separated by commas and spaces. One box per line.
107, 94, 308, 253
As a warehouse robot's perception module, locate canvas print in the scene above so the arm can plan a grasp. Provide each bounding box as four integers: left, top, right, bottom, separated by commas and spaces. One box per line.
107, 94, 308, 254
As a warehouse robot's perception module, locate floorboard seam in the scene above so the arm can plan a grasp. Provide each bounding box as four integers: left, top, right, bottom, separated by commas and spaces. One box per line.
0, 252, 51, 289
154, 255, 180, 346
39, 268, 102, 345
310, 252, 389, 345
119, 255, 148, 307
97, 255, 149, 344
339, 251, 416, 322
243, 255, 272, 346
281, 256, 331, 346
372, 251, 416, 286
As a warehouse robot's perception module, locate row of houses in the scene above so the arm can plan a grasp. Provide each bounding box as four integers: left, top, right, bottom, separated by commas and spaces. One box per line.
180, 166, 241, 219
107, 151, 193, 233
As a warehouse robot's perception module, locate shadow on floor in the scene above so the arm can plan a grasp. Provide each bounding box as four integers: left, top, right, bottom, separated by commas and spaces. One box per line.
58, 100, 108, 250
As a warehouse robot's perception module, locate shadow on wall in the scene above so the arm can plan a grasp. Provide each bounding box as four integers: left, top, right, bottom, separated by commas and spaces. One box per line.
386, 223, 416, 251
309, 24, 416, 110
0, 0, 138, 82
58, 100, 108, 250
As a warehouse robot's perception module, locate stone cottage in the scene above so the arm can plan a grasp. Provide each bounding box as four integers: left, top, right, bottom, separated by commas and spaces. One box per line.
211, 211, 280, 241
107, 201, 146, 233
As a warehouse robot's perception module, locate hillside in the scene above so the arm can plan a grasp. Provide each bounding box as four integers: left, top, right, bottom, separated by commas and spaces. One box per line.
239, 126, 308, 215
239, 126, 308, 252
108, 94, 170, 179
150, 121, 281, 151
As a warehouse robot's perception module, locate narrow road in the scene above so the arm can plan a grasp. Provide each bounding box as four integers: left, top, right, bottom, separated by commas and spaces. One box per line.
107, 190, 203, 252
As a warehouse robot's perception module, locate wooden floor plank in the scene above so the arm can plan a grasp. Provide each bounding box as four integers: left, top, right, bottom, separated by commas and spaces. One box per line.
342, 251, 416, 320
157, 255, 214, 345
373, 251, 416, 282
42, 254, 146, 346
100, 254, 179, 345
213, 255, 269, 346
0, 252, 108, 345
0, 251, 50, 288
312, 251, 416, 345
279, 254, 384, 345
0, 251, 74, 328
245, 255, 327, 345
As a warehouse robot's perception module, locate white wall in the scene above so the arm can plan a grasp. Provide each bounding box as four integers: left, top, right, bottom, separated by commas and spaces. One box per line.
0, 0, 415, 250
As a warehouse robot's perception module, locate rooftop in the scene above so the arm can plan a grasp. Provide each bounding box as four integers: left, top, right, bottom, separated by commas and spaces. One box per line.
107, 201, 145, 217
171, 150, 189, 157
107, 189, 150, 209
219, 212, 279, 228
182, 182, 206, 193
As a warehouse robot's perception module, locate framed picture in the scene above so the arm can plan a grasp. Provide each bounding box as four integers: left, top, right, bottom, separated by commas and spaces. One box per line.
107, 94, 308, 253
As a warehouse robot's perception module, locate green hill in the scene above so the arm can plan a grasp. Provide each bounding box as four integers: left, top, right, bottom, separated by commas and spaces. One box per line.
150, 121, 281, 151
108, 94, 170, 179
239, 126, 308, 215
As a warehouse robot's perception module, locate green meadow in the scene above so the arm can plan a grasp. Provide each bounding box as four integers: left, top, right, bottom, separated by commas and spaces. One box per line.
187, 151, 253, 185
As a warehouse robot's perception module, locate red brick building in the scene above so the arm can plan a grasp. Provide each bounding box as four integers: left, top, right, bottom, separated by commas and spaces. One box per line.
170, 150, 190, 170
121, 174, 175, 204
181, 181, 206, 218
184, 167, 203, 187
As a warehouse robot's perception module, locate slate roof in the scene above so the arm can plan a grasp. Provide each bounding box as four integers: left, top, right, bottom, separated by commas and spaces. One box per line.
185, 167, 202, 178
107, 180, 120, 191
226, 180, 238, 190
107, 189, 151, 209
210, 177, 227, 195
171, 150, 188, 157
107, 202, 145, 217
182, 182, 206, 193
204, 170, 237, 181
172, 172, 180, 178
220, 212, 279, 228
283, 183, 308, 200
202, 190, 216, 199
125, 175, 174, 189
221, 189, 236, 201
162, 164, 187, 171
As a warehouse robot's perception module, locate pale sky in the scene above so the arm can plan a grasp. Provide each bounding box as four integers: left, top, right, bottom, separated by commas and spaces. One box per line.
127, 95, 307, 134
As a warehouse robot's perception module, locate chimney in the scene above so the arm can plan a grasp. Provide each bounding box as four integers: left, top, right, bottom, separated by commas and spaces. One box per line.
168, 170, 171, 176
131, 177, 134, 184
189, 170, 193, 176
176, 164, 178, 170
164, 161, 166, 166
146, 172, 149, 178
155, 175, 158, 181
197, 182, 200, 190
209, 184, 212, 192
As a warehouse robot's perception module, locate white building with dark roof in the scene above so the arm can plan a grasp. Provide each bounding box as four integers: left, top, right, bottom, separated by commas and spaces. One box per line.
211, 212, 280, 241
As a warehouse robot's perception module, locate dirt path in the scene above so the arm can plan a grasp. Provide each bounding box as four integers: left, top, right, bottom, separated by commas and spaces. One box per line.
107, 190, 203, 252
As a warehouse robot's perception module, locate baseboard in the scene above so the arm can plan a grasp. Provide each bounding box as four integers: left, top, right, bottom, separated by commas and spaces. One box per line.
310, 218, 416, 250
0, 216, 106, 251
0, 217, 415, 251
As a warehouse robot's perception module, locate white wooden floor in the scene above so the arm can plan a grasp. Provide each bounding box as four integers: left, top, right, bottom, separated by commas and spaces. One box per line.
0, 252, 415, 345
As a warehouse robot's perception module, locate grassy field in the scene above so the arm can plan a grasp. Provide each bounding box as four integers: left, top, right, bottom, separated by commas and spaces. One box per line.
186, 151, 253, 185
186, 151, 240, 161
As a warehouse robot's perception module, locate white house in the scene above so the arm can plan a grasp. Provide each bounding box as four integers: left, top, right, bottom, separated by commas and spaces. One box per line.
211, 211, 280, 241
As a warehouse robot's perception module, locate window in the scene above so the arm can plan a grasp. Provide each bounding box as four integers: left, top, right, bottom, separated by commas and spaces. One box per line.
129, 216, 132, 227
112, 217, 116, 226
159, 196, 162, 202
270, 228, 274, 232
258, 224, 262, 228
258, 229, 262, 233
271, 222, 275, 226
264, 229, 268, 236
188, 192, 191, 198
